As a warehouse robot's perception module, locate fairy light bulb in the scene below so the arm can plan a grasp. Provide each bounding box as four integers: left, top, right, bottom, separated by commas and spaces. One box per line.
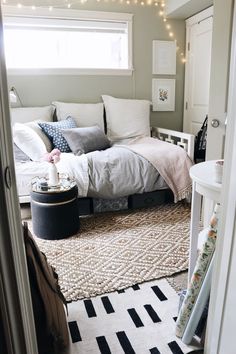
67, 3, 71, 7
163, 18, 167, 22
169, 32, 174, 37
161, 2, 165, 7
154, 1, 158, 6
31, 5, 36, 10
166, 24, 171, 29
182, 58, 187, 63
126, 0, 130, 4
17, 3, 22, 8
49, 6, 53, 11
141, 1, 145, 5
159, 10, 164, 16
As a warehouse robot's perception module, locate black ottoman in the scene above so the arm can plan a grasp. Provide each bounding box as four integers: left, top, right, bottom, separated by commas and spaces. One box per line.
31, 185, 79, 240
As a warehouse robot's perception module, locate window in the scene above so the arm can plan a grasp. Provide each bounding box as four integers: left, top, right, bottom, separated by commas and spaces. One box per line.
3, 7, 133, 75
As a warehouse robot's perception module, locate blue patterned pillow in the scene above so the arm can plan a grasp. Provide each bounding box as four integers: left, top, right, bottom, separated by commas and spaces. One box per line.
38, 117, 77, 152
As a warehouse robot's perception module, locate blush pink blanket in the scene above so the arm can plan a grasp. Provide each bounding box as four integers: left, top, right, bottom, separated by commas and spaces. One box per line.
123, 137, 193, 202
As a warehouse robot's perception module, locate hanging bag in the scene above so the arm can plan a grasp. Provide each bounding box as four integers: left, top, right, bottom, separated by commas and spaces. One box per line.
23, 222, 69, 354
194, 115, 208, 163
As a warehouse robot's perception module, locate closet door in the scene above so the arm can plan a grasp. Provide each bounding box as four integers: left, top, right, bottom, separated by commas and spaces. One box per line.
183, 8, 213, 135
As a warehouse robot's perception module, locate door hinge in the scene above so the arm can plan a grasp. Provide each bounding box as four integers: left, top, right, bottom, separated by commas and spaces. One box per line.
185, 101, 188, 110
188, 42, 190, 51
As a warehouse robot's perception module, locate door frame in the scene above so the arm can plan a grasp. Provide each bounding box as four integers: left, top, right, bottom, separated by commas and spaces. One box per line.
205, 0, 236, 352
0, 5, 38, 354
206, 0, 234, 160
183, 6, 213, 134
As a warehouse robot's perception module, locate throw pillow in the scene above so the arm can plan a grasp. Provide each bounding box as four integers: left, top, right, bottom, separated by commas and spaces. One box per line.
102, 95, 151, 142
38, 117, 77, 152
52, 101, 105, 131
61, 125, 110, 155
11, 106, 54, 124
26, 121, 52, 152
12, 123, 47, 161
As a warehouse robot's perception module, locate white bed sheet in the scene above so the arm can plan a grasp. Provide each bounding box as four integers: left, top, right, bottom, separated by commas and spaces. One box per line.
15, 152, 89, 198
15, 160, 50, 198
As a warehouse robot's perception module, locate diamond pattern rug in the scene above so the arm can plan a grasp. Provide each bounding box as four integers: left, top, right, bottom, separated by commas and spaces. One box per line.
32, 202, 190, 301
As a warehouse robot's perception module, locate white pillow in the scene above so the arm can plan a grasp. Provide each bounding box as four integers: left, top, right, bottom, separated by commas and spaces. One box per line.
102, 95, 151, 142
52, 101, 104, 131
11, 106, 54, 124
13, 123, 47, 161
25, 121, 52, 152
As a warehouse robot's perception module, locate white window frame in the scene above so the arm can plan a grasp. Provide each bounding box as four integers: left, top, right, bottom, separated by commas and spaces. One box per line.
2, 6, 133, 76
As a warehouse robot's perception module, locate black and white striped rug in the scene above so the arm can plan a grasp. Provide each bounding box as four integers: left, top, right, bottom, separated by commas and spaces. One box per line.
67, 279, 200, 354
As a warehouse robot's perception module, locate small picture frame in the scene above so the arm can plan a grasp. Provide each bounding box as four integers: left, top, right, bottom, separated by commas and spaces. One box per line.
152, 40, 176, 75
152, 79, 176, 111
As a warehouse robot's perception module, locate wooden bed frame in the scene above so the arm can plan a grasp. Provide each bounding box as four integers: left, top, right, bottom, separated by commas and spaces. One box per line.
19, 127, 195, 214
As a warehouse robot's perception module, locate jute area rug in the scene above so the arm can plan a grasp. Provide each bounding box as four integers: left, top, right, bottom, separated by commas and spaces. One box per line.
32, 202, 190, 302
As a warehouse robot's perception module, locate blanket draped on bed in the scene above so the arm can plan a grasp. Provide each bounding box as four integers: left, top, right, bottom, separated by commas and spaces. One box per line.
56, 137, 192, 202
120, 137, 193, 202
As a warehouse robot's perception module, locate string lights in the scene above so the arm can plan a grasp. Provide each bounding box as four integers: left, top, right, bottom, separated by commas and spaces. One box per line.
156, 2, 187, 63
2, 0, 186, 63
3, 0, 164, 9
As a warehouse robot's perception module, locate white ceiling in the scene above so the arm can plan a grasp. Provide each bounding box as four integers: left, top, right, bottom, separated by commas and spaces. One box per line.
166, 0, 213, 19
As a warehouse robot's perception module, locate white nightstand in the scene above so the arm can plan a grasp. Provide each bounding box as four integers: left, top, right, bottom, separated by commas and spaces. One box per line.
188, 160, 222, 281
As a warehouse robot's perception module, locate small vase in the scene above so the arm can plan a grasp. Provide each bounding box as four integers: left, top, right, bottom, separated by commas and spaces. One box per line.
48, 163, 59, 186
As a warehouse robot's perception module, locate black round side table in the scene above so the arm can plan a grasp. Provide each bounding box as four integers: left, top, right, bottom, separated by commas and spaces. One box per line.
30, 177, 79, 240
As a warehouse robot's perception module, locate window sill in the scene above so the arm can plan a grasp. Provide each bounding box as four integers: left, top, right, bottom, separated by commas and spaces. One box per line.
7, 68, 134, 76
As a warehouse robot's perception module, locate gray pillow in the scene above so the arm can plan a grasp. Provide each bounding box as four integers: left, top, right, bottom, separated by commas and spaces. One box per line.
61, 126, 110, 155
13, 143, 31, 162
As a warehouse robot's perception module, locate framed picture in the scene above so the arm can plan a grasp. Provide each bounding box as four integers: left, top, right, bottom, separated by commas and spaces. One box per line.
152, 79, 176, 111
152, 40, 176, 75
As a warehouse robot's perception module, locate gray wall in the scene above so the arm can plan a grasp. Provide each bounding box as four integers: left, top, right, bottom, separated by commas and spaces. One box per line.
6, 2, 186, 131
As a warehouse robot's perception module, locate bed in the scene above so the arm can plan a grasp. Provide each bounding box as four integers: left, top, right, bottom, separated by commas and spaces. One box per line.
12, 96, 195, 214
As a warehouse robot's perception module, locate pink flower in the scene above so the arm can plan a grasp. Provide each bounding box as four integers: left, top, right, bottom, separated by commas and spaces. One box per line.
43, 148, 61, 164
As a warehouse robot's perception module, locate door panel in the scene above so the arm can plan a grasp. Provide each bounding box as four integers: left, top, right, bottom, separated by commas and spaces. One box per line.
206, 0, 233, 161
192, 122, 202, 135
183, 14, 213, 135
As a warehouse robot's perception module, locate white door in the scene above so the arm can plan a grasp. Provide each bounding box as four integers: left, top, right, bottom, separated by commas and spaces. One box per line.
183, 8, 213, 135
205, 1, 236, 351
0, 5, 38, 354
206, 0, 234, 160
